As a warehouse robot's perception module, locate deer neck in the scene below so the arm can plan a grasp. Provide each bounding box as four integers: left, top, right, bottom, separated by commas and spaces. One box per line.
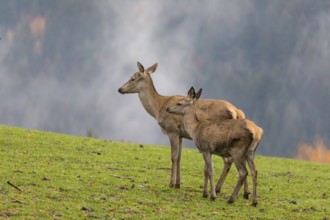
183, 108, 199, 139
138, 81, 164, 119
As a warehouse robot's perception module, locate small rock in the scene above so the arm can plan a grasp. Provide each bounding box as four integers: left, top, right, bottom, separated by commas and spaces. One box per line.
119, 185, 128, 190
309, 206, 317, 211
290, 200, 297, 204
87, 214, 101, 219
12, 200, 22, 204
42, 177, 50, 181
81, 207, 94, 212
322, 193, 327, 199
28, 182, 37, 186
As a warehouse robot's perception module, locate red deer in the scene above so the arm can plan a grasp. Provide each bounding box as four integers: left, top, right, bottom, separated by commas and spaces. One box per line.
166, 87, 263, 206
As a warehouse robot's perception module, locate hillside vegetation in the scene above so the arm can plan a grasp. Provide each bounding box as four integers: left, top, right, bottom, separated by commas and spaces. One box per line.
0, 125, 329, 219
2, 1, 330, 157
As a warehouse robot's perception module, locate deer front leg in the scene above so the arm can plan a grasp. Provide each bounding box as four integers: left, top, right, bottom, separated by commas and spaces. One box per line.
174, 137, 183, 188
203, 162, 209, 198
216, 157, 233, 194
168, 134, 180, 188
203, 151, 216, 200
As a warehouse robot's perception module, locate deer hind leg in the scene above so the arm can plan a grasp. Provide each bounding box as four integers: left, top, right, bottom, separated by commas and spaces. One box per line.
216, 157, 233, 194
174, 138, 183, 188
243, 156, 251, 199
246, 141, 259, 206
227, 156, 248, 204
169, 134, 180, 188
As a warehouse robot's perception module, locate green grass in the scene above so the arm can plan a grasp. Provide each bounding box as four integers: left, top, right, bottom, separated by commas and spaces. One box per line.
0, 125, 329, 219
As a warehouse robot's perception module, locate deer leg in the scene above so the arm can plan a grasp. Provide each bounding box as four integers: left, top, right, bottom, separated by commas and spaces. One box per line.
227, 158, 248, 204
169, 135, 180, 188
243, 157, 251, 199
203, 162, 209, 198
175, 138, 183, 188
246, 149, 258, 206
216, 157, 233, 194
203, 152, 216, 200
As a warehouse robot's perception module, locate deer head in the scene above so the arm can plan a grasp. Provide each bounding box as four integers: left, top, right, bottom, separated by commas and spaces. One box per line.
118, 62, 158, 94
166, 87, 202, 115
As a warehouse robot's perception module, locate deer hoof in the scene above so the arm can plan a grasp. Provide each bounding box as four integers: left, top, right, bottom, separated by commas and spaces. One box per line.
227, 198, 235, 204
174, 183, 181, 188
252, 201, 258, 207
202, 193, 208, 198
243, 192, 251, 199
210, 195, 216, 201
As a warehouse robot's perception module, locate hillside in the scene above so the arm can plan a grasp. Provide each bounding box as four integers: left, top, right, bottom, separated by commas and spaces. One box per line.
0, 125, 329, 219
1, 1, 330, 157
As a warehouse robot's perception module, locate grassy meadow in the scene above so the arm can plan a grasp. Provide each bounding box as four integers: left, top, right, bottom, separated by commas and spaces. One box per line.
0, 125, 329, 219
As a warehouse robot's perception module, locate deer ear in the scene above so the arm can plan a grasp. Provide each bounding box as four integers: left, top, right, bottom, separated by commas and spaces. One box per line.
146, 63, 158, 74
187, 87, 196, 100
137, 62, 145, 73
195, 88, 202, 100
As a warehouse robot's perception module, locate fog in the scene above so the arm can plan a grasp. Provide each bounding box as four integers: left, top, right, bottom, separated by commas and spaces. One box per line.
1, 1, 330, 157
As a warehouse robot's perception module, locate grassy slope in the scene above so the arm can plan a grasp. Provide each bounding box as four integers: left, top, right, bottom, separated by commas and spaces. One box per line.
0, 125, 329, 219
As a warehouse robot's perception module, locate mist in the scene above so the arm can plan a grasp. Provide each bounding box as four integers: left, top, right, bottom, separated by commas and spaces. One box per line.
1, 1, 330, 157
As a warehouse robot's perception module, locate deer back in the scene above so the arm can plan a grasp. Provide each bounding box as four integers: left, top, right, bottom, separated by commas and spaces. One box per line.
195, 99, 243, 120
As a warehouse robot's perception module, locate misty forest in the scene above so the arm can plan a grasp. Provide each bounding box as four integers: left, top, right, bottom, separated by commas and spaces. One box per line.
1, 1, 330, 160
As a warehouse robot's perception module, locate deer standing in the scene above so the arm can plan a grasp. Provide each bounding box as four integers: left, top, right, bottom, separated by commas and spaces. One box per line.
118, 62, 246, 191
166, 87, 263, 206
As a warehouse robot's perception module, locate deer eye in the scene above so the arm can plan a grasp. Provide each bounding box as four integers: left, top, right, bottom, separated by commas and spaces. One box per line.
176, 103, 182, 106
130, 78, 135, 82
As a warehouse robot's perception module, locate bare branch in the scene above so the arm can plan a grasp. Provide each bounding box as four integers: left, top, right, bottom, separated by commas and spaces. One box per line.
7, 181, 23, 192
